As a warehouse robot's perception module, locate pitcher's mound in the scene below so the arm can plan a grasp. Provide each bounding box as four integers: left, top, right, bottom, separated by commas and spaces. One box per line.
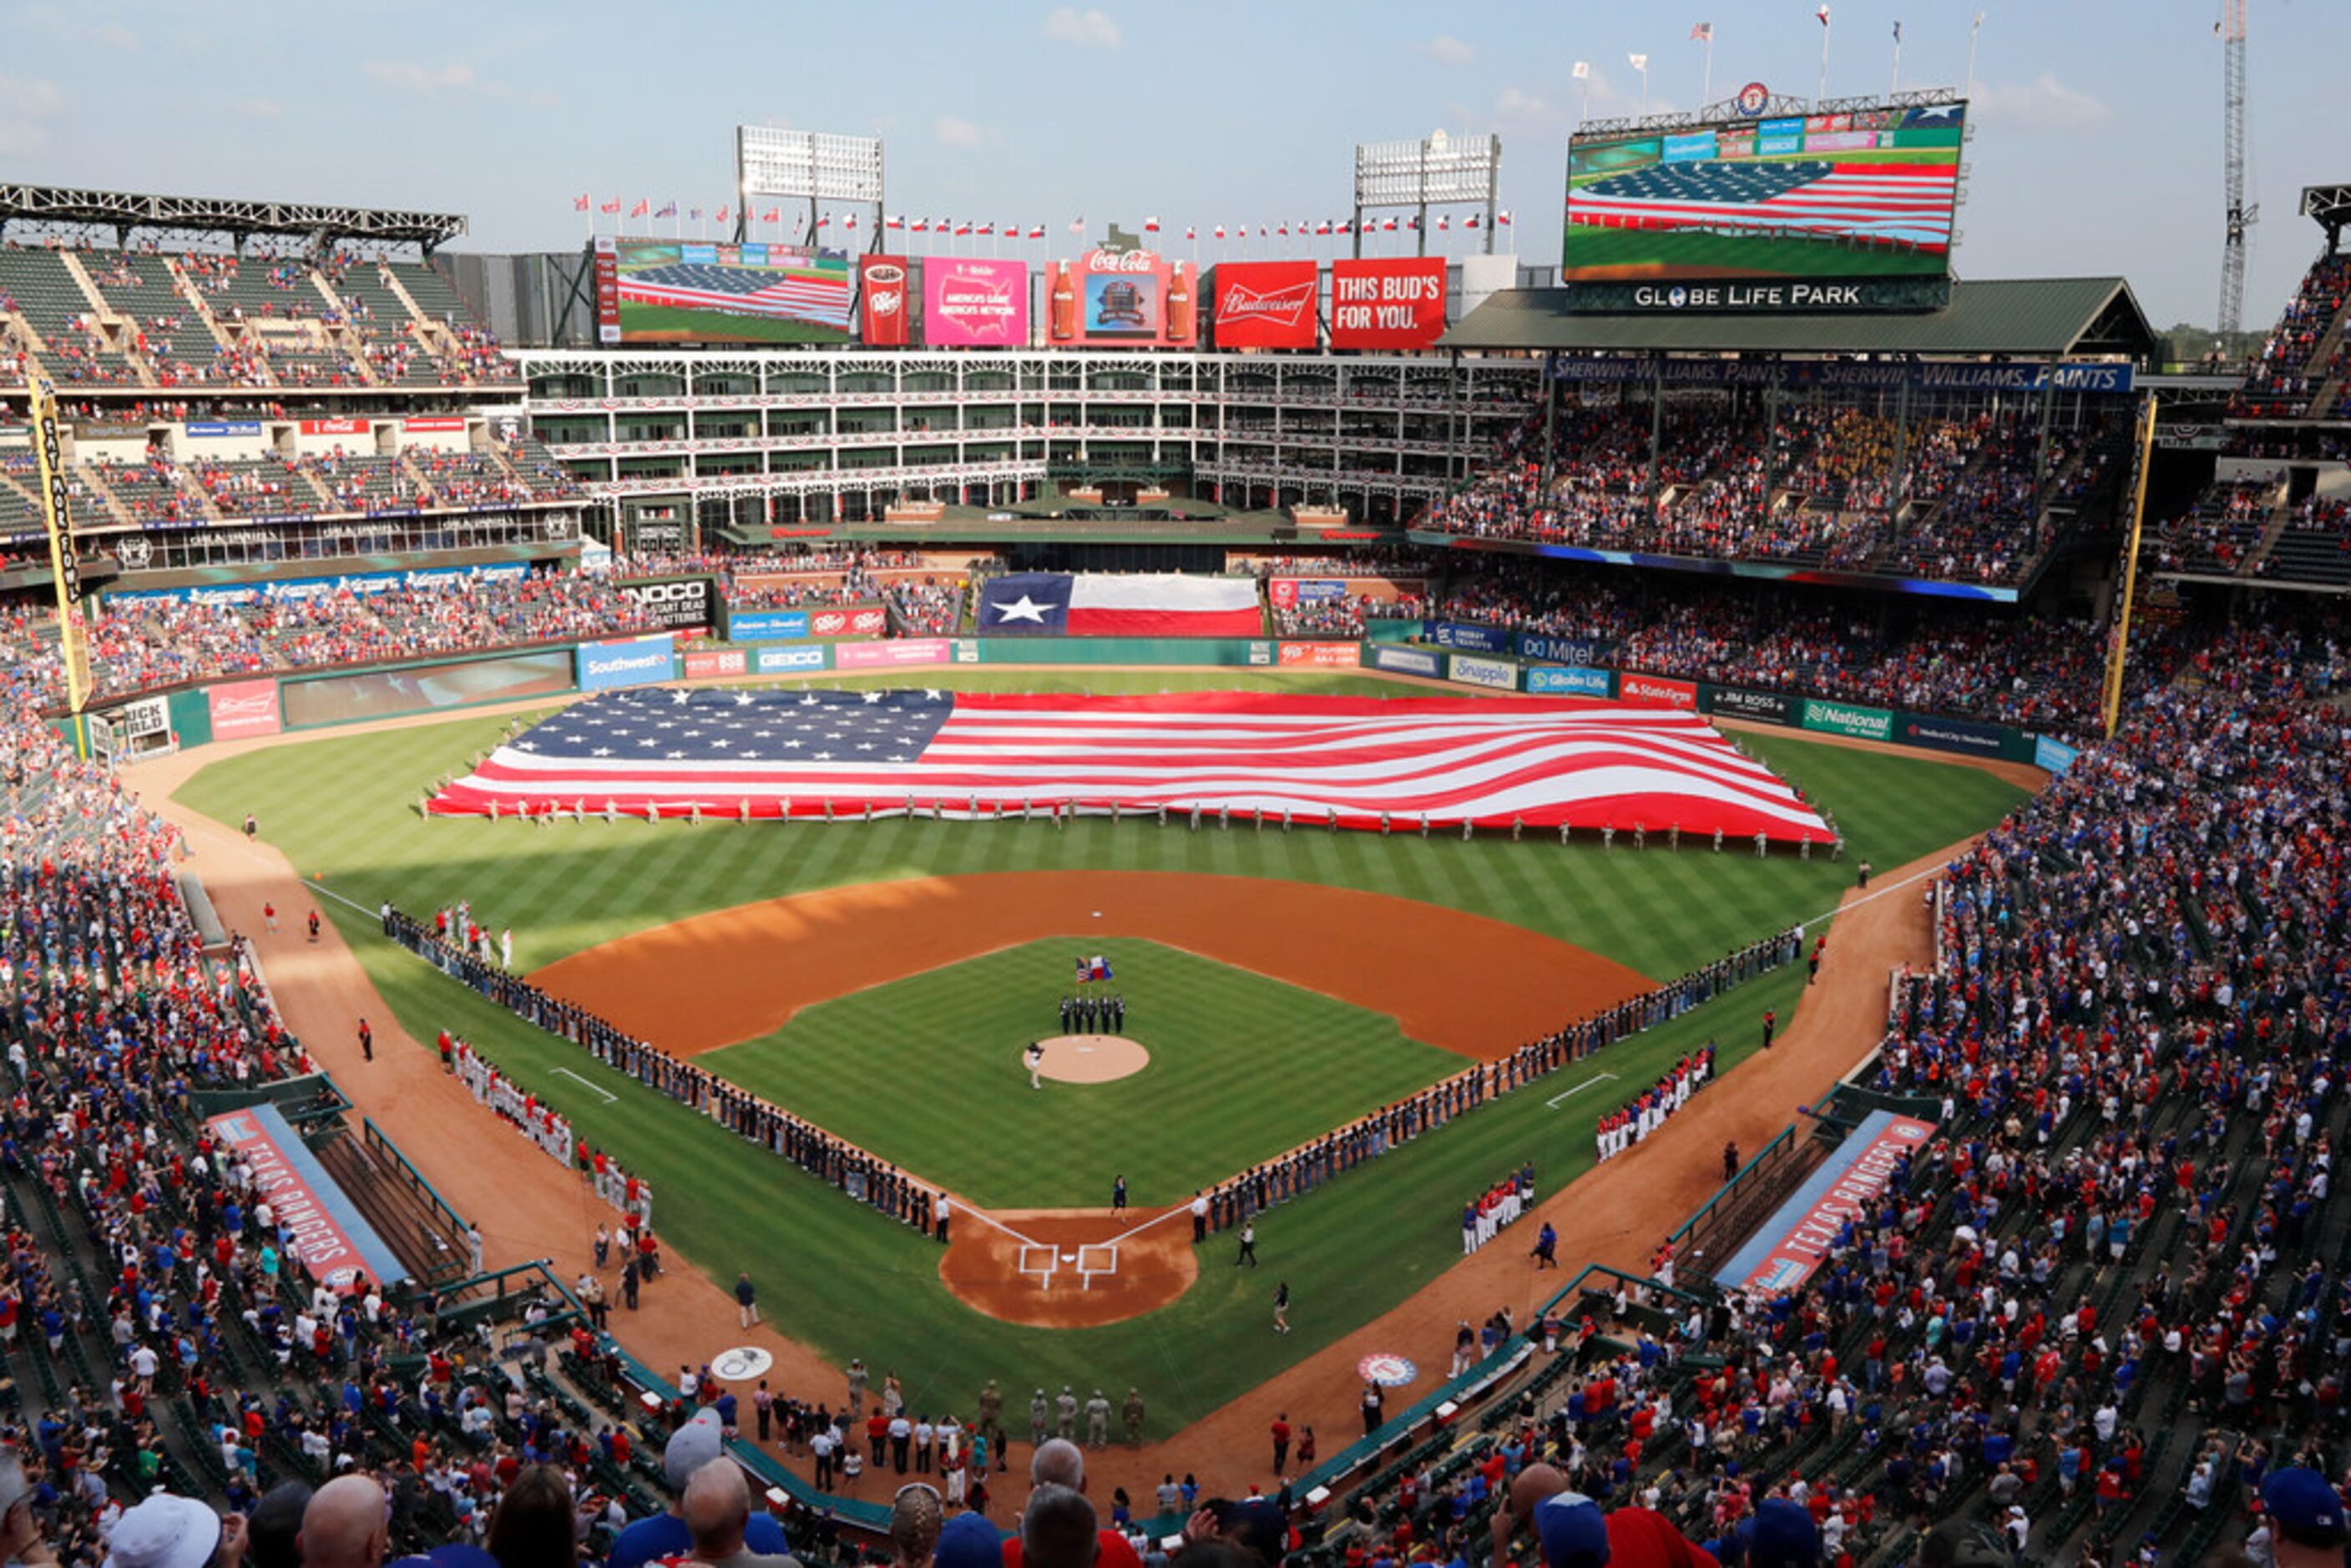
1034, 1034, 1149, 1084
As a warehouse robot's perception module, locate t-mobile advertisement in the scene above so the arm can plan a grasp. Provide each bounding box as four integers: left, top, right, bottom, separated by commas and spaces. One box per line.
1328, 257, 1448, 351
1212, 260, 1319, 348
923, 259, 1029, 347
859, 255, 912, 346
1048, 250, 1197, 347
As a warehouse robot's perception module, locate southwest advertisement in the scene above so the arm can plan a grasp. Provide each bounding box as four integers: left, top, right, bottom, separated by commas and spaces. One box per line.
1049, 250, 1197, 347
1327, 258, 1448, 351
923, 259, 1029, 347
858, 255, 912, 346
1212, 260, 1319, 349
578, 634, 677, 691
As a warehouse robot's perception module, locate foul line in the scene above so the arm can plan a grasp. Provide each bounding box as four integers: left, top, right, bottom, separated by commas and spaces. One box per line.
551, 1067, 617, 1104
1545, 1071, 1618, 1109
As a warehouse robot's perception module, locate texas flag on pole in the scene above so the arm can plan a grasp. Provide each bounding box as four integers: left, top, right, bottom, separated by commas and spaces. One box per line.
1086, 955, 1114, 982
977, 573, 1262, 637
1144, 215, 1160, 233
629, 199, 649, 218
573, 193, 589, 212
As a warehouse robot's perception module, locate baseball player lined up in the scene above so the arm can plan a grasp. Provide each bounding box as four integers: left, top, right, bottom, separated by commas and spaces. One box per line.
1457, 1160, 1535, 1255
1595, 1044, 1718, 1161
1026, 1040, 1046, 1090
1056, 994, 1126, 1034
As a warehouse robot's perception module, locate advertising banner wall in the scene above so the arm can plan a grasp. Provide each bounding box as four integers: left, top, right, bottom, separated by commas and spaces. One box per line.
1801, 698, 1894, 741
923, 258, 1029, 347
806, 606, 889, 638
593, 236, 620, 345
1277, 640, 1362, 667
1716, 1110, 1938, 1292
1515, 632, 1615, 667
834, 638, 950, 670
2033, 735, 2080, 774
726, 609, 811, 642
754, 643, 832, 675
298, 418, 372, 438
1328, 258, 1449, 350
1618, 672, 1698, 710
578, 635, 677, 691
1048, 249, 1197, 347
283, 650, 574, 728
1267, 579, 1350, 608
1705, 686, 1799, 726
1370, 645, 1443, 677
205, 1105, 408, 1292
208, 679, 282, 740
682, 649, 751, 680
1427, 620, 1514, 654
110, 563, 529, 607
1212, 260, 1319, 348
1525, 666, 1613, 697
614, 575, 717, 631
1447, 653, 1519, 690
1895, 711, 2006, 758
858, 255, 912, 346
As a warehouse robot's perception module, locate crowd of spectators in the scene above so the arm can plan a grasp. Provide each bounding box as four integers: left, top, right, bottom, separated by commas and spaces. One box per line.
2235, 252, 2351, 418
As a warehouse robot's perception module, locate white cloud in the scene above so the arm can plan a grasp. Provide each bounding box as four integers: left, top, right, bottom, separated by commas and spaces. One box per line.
14, 4, 134, 48
1494, 86, 1553, 120
0, 68, 64, 156
934, 115, 989, 148
362, 58, 558, 108
1413, 35, 1475, 66
1971, 73, 2113, 132
1043, 7, 1120, 48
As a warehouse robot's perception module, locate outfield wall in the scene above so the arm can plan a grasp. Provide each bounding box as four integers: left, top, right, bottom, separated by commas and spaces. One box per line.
80, 629, 2066, 773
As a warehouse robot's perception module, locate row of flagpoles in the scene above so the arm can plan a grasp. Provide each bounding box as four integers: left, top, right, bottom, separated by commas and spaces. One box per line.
1598, 11, 1985, 119
571, 198, 1514, 255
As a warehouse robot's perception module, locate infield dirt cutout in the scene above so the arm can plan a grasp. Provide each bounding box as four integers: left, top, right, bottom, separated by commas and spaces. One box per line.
1034, 1034, 1150, 1084
530, 868, 1651, 1328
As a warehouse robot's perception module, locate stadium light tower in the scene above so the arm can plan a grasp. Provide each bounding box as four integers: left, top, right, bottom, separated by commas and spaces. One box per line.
2217, 0, 2258, 338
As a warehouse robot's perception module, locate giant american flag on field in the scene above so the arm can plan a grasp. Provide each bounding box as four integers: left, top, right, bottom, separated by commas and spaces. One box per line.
427, 688, 1836, 842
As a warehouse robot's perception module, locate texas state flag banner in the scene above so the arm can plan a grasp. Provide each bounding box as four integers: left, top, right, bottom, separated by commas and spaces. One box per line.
978, 573, 1262, 637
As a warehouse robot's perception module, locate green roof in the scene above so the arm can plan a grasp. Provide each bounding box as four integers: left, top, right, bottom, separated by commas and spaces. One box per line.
1443, 276, 2156, 359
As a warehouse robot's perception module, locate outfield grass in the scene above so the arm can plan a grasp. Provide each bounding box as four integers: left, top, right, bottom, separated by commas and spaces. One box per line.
702, 938, 1463, 1210
173, 670, 2026, 984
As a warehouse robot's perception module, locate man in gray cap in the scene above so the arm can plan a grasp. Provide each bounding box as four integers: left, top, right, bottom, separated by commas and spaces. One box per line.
1084, 1390, 1111, 1449
1056, 1385, 1079, 1441
1031, 1388, 1050, 1447
606, 1412, 793, 1568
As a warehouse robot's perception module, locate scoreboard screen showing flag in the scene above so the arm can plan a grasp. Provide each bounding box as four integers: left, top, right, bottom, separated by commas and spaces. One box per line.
1562, 100, 1964, 284
427, 687, 1837, 842
613, 239, 854, 344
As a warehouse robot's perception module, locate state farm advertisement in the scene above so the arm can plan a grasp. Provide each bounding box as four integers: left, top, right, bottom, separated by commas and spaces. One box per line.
859, 255, 911, 346
1619, 672, 1698, 711
1214, 260, 1318, 349
923, 259, 1029, 347
1048, 250, 1196, 347
1328, 257, 1448, 351
209, 679, 282, 739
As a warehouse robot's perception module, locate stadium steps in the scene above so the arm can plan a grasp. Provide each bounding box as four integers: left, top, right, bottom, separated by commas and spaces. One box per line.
2243, 488, 2301, 577
375, 263, 457, 355
162, 258, 244, 355
69, 463, 139, 527
311, 1126, 473, 1288
53, 249, 160, 388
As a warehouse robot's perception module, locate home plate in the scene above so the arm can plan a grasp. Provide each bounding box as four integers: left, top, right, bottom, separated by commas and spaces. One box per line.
1061, 1252, 1079, 1262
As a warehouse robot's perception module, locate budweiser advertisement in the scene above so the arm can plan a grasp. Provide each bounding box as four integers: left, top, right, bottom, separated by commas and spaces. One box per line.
1213, 260, 1319, 349
858, 255, 912, 346
923, 258, 1029, 347
1328, 257, 1449, 351
1048, 249, 1196, 348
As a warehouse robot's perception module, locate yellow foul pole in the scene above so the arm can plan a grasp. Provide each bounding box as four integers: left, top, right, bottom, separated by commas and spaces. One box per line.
2101, 391, 2158, 740
26, 377, 93, 756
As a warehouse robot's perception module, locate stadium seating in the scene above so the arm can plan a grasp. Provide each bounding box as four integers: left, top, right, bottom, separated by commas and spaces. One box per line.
0, 246, 137, 384
2258, 494, 2351, 585
2235, 252, 2351, 418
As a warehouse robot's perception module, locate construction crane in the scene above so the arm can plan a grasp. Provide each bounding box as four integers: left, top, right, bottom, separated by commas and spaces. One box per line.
2217, 0, 2258, 337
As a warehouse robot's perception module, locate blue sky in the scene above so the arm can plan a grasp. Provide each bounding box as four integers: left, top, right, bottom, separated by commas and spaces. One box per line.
5, 0, 2343, 329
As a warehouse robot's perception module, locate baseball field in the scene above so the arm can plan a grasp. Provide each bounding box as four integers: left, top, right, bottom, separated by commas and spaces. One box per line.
172, 667, 2028, 1431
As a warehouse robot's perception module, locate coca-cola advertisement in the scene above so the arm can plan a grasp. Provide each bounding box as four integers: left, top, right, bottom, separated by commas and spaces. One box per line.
1049, 249, 1196, 348
1328, 257, 1449, 351
859, 255, 912, 347
1213, 260, 1319, 349
923, 259, 1029, 347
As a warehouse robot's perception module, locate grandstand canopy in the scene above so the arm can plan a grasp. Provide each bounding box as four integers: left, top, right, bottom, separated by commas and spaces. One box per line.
0, 184, 468, 250
1442, 277, 2156, 362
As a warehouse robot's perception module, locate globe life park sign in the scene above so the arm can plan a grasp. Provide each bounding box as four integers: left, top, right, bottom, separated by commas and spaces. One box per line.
1570, 276, 1954, 315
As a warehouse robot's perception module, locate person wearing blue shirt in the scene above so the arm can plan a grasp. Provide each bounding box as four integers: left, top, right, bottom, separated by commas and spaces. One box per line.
605, 1412, 789, 1568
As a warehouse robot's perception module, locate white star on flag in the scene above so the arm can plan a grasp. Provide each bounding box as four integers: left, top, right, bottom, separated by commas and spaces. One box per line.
993, 594, 1056, 624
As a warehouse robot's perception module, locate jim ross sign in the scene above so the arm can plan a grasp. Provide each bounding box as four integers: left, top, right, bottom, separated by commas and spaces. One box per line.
616, 575, 716, 631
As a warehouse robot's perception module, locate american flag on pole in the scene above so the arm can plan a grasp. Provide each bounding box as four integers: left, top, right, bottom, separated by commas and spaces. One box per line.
427, 689, 1836, 841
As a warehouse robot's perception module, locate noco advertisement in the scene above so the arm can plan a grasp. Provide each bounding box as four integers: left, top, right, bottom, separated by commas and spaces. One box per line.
923, 258, 1029, 347
1562, 100, 1966, 284
1327, 258, 1448, 350
1049, 250, 1197, 347
1213, 260, 1319, 349
599, 237, 854, 345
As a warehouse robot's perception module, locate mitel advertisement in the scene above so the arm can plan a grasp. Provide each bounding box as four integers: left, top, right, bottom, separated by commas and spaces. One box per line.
923, 258, 1028, 347
1328, 258, 1448, 351
1048, 249, 1196, 347
578, 634, 676, 691
1371, 645, 1442, 677
859, 255, 912, 346
1516, 632, 1614, 667
1212, 260, 1319, 349
1525, 666, 1613, 697
1427, 620, 1512, 655
726, 609, 811, 643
